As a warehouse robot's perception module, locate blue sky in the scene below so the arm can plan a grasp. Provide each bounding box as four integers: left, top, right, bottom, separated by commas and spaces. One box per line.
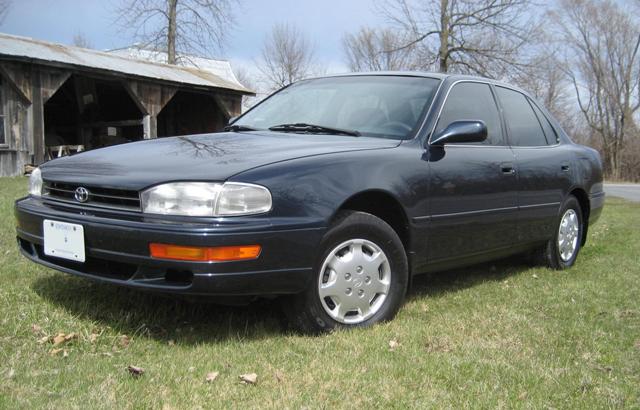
0, 0, 385, 72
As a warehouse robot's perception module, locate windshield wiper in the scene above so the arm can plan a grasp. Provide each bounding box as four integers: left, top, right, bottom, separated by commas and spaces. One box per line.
223, 124, 258, 132
268, 123, 360, 137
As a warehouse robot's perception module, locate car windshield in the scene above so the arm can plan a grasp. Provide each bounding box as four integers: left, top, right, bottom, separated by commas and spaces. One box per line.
234, 75, 441, 140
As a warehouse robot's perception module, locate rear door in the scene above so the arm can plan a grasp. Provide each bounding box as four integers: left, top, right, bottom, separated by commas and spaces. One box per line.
494, 86, 573, 244
427, 81, 519, 262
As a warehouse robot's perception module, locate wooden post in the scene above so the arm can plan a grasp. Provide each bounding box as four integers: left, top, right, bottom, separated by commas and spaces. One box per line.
142, 115, 157, 139
31, 67, 45, 165
125, 81, 175, 140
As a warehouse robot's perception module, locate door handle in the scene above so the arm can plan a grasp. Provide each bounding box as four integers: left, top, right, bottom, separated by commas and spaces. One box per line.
500, 162, 516, 175
561, 163, 570, 172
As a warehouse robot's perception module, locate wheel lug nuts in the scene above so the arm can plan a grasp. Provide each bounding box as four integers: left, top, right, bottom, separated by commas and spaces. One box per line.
358, 289, 364, 297
365, 276, 371, 284
356, 266, 363, 273
345, 273, 351, 280
345, 288, 352, 295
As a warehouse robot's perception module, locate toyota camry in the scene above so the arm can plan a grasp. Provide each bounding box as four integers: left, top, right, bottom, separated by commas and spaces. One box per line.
15, 73, 605, 333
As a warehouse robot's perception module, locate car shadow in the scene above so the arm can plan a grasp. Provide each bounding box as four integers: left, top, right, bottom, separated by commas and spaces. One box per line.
407, 254, 534, 301
31, 274, 288, 344
31, 255, 535, 343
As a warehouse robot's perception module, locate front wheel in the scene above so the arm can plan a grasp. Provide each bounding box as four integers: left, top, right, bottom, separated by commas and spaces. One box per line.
284, 211, 408, 334
538, 195, 584, 269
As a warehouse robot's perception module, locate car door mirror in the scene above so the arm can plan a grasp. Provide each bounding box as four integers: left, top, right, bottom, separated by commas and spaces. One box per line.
430, 120, 487, 146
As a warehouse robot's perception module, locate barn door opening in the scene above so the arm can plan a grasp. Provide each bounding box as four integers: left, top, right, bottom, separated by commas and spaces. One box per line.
156, 90, 228, 138
44, 75, 144, 158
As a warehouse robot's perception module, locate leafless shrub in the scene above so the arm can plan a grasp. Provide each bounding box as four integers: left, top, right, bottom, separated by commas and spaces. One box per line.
342, 27, 417, 71
256, 23, 317, 91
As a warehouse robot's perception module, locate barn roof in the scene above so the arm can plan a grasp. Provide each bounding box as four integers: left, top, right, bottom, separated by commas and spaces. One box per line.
0, 33, 253, 95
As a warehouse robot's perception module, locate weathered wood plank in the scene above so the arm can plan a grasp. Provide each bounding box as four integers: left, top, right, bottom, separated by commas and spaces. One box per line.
0, 61, 32, 103
126, 81, 177, 117
126, 81, 176, 139
0, 150, 30, 177
41, 68, 71, 103
32, 66, 45, 165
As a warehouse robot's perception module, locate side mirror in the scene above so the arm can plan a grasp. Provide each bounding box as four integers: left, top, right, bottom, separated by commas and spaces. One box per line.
430, 120, 487, 146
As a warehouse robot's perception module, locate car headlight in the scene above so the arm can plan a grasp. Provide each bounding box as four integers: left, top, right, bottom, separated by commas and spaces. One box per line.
28, 167, 43, 197
140, 182, 272, 217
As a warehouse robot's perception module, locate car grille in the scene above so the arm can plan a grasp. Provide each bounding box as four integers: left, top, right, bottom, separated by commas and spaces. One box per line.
43, 181, 141, 211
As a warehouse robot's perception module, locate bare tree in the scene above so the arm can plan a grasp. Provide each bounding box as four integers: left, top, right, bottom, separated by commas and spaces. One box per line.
0, 0, 11, 24
257, 23, 317, 91
115, 0, 239, 64
508, 46, 578, 133
71, 33, 93, 49
378, 0, 538, 76
343, 27, 417, 71
553, 0, 640, 179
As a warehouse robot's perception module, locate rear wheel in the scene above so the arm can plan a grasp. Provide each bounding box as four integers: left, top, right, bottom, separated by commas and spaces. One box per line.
538, 195, 584, 269
284, 211, 408, 334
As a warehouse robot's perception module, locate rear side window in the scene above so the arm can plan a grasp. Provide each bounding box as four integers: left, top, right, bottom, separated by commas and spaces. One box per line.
434, 82, 504, 145
495, 87, 548, 147
530, 101, 559, 144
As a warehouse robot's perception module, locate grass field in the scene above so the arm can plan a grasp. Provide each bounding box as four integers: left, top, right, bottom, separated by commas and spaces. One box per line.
1, 176, 638, 408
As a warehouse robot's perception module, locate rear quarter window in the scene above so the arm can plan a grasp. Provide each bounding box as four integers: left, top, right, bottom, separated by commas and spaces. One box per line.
529, 101, 559, 145
495, 86, 548, 147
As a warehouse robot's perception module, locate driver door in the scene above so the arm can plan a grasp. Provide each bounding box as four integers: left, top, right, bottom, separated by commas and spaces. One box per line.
426, 81, 519, 262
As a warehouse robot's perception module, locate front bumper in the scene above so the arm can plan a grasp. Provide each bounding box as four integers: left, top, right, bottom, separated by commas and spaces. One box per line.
15, 197, 324, 296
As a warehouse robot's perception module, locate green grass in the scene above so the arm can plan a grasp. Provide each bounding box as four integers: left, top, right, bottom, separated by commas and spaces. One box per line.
1, 176, 638, 409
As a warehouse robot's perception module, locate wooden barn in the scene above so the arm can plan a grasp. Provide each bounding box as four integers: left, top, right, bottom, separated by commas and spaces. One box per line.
0, 33, 253, 177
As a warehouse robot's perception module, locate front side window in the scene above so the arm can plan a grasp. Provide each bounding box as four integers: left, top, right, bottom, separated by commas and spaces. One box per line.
495, 87, 548, 147
434, 82, 504, 145
234, 76, 441, 140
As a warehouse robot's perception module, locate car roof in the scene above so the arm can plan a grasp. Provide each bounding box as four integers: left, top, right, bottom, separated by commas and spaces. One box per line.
312, 71, 528, 94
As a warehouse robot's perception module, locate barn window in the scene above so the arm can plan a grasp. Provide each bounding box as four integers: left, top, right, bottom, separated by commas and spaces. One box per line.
0, 76, 6, 146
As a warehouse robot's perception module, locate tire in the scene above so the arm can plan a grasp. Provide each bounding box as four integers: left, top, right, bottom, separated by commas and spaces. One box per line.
537, 195, 584, 270
284, 211, 409, 334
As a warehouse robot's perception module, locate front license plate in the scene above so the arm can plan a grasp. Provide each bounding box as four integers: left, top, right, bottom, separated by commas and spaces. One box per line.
43, 220, 85, 262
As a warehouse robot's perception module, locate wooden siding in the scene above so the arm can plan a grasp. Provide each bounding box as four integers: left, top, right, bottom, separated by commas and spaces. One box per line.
0, 60, 244, 177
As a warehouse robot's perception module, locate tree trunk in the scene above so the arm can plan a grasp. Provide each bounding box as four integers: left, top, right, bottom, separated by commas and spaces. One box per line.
612, 143, 621, 180
438, 0, 449, 73
167, 0, 178, 64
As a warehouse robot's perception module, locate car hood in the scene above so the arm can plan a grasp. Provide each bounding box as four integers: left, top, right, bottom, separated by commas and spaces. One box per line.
41, 131, 400, 190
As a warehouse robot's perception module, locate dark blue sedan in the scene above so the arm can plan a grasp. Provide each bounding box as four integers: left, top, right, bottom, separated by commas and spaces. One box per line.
15, 73, 604, 333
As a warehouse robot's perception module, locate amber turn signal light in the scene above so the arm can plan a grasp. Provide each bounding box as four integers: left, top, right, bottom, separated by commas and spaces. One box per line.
149, 243, 261, 262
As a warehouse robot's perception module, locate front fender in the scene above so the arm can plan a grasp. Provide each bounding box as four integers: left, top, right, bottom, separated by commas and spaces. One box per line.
229, 144, 428, 228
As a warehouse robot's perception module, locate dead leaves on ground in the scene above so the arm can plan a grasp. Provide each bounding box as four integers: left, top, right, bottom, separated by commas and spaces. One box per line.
30, 324, 274, 387
239, 373, 258, 385
388, 339, 401, 351
118, 334, 131, 348
37, 332, 78, 347
205, 371, 219, 383
49, 348, 69, 357
126, 365, 145, 377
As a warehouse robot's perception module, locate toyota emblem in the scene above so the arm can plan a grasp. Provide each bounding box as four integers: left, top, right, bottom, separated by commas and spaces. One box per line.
74, 187, 90, 203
